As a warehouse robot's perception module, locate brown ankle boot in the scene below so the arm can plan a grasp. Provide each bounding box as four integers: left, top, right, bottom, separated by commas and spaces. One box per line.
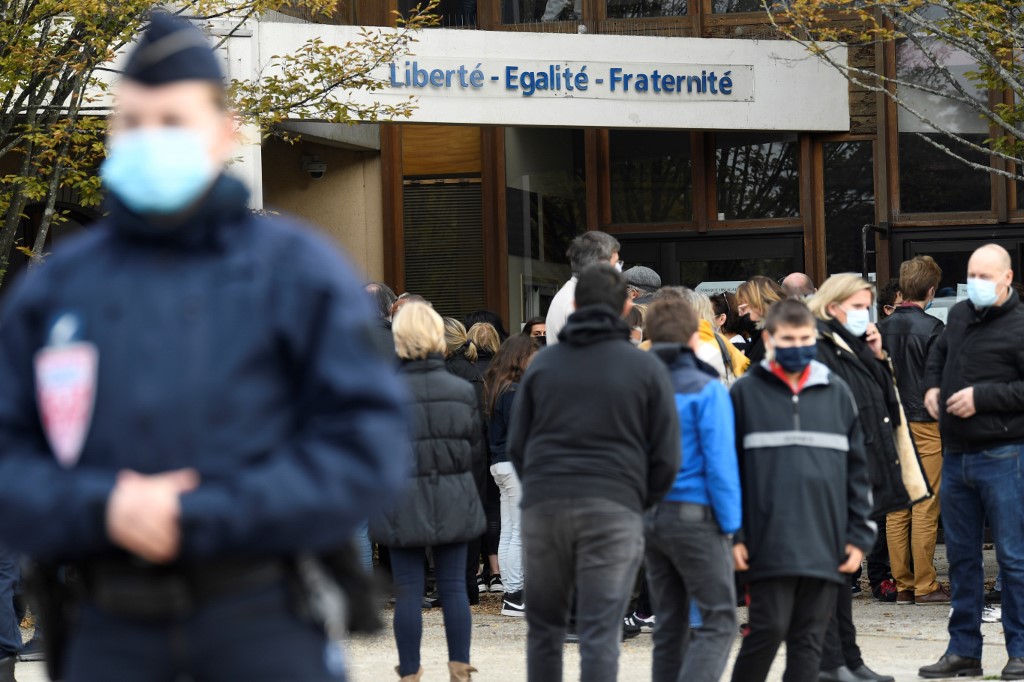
448, 661, 478, 681
395, 665, 422, 681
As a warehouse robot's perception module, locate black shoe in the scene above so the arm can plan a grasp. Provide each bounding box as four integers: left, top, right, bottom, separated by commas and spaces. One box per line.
849, 664, 894, 682
1003, 657, 1024, 680
987, 588, 1003, 604
501, 591, 525, 617
17, 636, 43, 662
467, 589, 479, 606
919, 654, 983, 679
622, 615, 641, 641
0, 655, 15, 682
819, 666, 862, 682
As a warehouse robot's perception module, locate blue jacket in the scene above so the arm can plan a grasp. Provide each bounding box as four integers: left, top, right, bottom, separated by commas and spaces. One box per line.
650, 344, 741, 534
0, 176, 410, 561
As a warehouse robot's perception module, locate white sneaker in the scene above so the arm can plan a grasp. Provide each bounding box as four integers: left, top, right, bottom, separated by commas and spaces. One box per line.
983, 605, 1002, 623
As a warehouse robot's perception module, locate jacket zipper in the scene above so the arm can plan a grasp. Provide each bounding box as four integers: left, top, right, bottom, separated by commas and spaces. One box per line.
792, 394, 800, 431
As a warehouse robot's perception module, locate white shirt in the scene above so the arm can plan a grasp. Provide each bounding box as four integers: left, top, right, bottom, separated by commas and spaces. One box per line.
545, 276, 577, 346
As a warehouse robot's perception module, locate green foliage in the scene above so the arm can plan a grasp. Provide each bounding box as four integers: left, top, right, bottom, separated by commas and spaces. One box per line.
0, 0, 438, 285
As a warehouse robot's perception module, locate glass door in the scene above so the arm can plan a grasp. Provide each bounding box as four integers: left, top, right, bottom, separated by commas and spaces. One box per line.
618, 231, 804, 289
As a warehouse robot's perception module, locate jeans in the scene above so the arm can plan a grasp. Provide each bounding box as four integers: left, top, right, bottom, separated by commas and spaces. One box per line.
644, 502, 736, 682
0, 547, 20, 658
354, 521, 372, 574
943, 445, 1024, 659
66, 583, 341, 682
390, 544, 471, 676
523, 497, 644, 682
491, 462, 523, 593
731, 577, 837, 682
888, 421, 943, 595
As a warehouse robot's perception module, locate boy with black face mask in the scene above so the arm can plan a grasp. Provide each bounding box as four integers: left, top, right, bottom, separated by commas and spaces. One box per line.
728, 299, 876, 682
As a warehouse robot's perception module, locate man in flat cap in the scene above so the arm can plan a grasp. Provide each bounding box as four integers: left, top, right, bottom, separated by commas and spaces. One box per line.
624, 265, 662, 301
0, 12, 409, 681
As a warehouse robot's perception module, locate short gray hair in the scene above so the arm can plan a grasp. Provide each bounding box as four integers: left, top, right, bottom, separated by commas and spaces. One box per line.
653, 286, 715, 325
568, 231, 620, 274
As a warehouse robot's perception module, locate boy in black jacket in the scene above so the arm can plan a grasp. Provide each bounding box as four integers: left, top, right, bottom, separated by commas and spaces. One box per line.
730, 299, 876, 682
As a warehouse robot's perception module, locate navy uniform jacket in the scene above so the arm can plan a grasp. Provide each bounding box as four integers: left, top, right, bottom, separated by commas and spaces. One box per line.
0, 176, 410, 561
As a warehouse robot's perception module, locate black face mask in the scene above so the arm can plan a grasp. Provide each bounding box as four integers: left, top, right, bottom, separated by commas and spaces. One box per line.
737, 313, 758, 338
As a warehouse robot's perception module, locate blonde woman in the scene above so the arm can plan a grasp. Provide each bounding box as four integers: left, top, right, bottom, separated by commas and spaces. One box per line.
736, 276, 785, 365
808, 274, 929, 682
445, 319, 501, 597
467, 323, 500, 374
675, 288, 750, 385
465, 321, 503, 594
371, 302, 486, 682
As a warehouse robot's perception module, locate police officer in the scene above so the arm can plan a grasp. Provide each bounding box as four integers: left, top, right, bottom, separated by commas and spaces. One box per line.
0, 12, 409, 682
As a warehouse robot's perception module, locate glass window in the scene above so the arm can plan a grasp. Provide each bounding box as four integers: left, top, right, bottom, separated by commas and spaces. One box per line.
502, 0, 579, 23
712, 0, 781, 12
896, 28, 991, 213
715, 132, 799, 220
823, 141, 874, 276
505, 128, 586, 330
607, 0, 688, 19
609, 130, 692, 223
400, 0, 477, 26
679, 257, 793, 287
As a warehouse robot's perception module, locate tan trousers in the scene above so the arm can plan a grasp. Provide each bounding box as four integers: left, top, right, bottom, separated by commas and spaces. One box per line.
886, 421, 943, 595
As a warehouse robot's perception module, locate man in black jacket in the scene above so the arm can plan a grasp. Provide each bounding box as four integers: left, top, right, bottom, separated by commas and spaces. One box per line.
508, 264, 680, 682
879, 256, 948, 607
920, 244, 1024, 680
730, 299, 875, 682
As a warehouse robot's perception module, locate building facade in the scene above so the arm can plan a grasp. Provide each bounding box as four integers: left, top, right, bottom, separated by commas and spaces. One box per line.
11, 1, 1020, 332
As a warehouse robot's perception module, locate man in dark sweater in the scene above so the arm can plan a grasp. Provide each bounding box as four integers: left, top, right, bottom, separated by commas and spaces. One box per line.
920, 244, 1024, 680
729, 299, 876, 682
508, 264, 680, 682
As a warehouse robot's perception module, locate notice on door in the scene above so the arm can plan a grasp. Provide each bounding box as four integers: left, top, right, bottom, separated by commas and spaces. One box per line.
695, 281, 745, 295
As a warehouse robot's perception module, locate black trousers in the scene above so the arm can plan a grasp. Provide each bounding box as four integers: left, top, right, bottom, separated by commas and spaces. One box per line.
854, 525, 891, 588
821, 576, 864, 670
731, 576, 837, 682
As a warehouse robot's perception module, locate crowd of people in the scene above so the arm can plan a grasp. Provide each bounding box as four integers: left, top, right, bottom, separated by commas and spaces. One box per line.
6, 12, 1019, 682
365, 231, 1024, 682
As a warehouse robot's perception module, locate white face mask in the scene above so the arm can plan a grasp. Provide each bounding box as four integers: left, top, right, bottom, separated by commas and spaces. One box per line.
841, 307, 870, 337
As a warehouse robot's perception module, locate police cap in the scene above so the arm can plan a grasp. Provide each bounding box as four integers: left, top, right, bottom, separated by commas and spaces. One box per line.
123, 11, 224, 87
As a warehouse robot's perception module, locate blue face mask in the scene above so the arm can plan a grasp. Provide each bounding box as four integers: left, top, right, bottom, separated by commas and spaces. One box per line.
967, 277, 1000, 308
101, 128, 217, 215
773, 342, 817, 373
841, 307, 870, 337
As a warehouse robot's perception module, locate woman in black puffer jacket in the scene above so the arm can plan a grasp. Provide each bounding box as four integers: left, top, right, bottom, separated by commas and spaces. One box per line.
809, 274, 930, 682
372, 302, 486, 682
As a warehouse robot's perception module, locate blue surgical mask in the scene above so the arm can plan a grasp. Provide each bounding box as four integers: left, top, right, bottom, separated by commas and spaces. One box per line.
101, 128, 217, 215
967, 277, 999, 308
773, 342, 817, 373
842, 307, 870, 337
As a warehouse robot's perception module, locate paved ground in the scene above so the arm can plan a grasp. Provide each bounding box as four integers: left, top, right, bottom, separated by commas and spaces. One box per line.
12, 547, 1008, 681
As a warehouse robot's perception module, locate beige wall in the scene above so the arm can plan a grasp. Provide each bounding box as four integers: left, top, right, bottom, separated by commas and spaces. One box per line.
261, 138, 385, 282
